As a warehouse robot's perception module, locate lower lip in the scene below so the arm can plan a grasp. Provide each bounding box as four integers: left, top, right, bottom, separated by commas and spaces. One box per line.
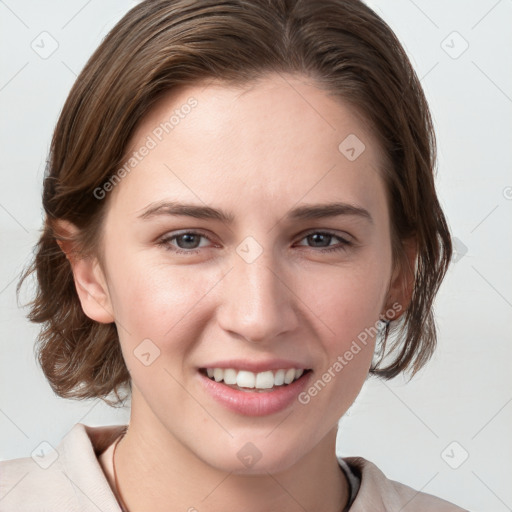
197, 370, 313, 417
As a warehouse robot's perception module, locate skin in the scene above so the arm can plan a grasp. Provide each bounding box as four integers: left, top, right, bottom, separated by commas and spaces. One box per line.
60, 73, 414, 511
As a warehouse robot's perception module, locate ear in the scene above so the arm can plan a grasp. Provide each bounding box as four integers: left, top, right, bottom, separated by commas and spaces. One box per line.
382, 237, 417, 322
55, 219, 115, 324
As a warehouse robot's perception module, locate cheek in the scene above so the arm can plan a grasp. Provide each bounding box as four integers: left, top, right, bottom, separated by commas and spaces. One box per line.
300, 254, 390, 342
293, 268, 384, 423
106, 263, 222, 388
105, 249, 221, 345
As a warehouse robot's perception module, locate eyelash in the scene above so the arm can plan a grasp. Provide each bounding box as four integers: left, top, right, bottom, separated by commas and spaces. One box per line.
157, 230, 353, 256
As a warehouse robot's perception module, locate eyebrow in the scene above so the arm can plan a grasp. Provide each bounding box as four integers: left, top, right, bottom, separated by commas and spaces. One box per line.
137, 200, 373, 224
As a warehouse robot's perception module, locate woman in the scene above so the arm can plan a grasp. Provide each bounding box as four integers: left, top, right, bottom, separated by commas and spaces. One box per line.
1, 0, 467, 510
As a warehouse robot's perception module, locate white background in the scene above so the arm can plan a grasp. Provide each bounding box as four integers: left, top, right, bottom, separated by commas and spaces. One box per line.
0, 1, 511, 511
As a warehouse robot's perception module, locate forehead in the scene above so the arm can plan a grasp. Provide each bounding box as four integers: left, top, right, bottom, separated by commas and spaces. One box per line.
107, 73, 386, 223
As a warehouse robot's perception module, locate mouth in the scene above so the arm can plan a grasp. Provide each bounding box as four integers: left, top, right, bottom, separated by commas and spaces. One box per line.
199, 367, 312, 393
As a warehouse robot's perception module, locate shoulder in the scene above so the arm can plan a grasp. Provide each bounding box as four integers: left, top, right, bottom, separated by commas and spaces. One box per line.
341, 456, 469, 512
0, 423, 126, 512
0, 445, 78, 511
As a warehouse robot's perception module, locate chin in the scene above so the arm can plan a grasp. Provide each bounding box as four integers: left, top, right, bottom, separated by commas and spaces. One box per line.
196, 439, 305, 475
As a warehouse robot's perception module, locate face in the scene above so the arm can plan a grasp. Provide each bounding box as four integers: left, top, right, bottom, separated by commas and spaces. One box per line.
76, 73, 403, 474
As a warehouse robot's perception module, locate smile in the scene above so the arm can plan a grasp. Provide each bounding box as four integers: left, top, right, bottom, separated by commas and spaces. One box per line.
198, 366, 313, 416
201, 367, 309, 390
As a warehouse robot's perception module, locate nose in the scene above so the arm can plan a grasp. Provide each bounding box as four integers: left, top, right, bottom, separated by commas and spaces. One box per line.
217, 249, 298, 344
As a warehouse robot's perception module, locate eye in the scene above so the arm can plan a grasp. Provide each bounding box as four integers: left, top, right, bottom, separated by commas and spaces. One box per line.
157, 229, 353, 256
295, 231, 352, 253
158, 230, 214, 255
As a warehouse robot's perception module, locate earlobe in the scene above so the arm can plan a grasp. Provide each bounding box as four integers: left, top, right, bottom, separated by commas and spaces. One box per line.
54, 219, 115, 324
383, 237, 417, 321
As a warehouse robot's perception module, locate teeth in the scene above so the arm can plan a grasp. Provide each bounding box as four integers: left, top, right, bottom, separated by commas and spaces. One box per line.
237, 370, 256, 388
223, 368, 237, 385
255, 371, 274, 389
274, 369, 285, 386
284, 368, 296, 384
204, 367, 306, 389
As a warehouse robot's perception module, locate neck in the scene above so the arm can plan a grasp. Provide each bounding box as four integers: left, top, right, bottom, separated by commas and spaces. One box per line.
112, 390, 349, 512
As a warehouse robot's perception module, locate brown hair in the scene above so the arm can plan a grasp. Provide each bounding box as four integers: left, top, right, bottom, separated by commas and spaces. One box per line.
18, 0, 452, 405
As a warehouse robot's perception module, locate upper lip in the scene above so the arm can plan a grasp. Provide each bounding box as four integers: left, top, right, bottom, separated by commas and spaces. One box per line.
199, 359, 312, 373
